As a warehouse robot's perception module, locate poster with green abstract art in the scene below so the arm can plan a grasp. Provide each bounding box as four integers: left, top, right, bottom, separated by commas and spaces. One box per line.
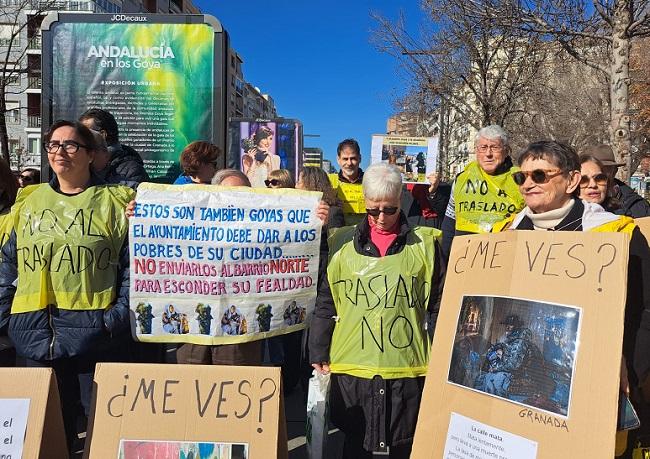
50, 20, 215, 181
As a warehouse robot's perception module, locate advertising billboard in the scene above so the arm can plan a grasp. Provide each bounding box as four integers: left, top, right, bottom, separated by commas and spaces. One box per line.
227, 118, 303, 188
41, 13, 227, 182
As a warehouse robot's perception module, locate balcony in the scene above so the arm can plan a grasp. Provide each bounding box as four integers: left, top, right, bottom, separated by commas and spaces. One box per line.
20, 0, 104, 11
27, 115, 40, 128
27, 36, 41, 50
27, 76, 41, 90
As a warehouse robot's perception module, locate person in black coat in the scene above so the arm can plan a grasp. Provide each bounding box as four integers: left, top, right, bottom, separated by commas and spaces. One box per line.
79, 108, 150, 187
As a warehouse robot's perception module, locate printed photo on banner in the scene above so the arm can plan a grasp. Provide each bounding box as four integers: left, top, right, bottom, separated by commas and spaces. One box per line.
129, 183, 322, 345
370, 135, 438, 184
119, 440, 248, 459
448, 295, 581, 417
228, 118, 303, 188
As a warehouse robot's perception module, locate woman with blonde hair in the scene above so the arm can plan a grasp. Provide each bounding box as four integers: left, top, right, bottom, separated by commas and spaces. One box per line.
265, 168, 295, 188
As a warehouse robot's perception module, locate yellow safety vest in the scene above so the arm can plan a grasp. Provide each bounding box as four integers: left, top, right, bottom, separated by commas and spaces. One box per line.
327, 225, 440, 379
11, 183, 134, 313
0, 211, 11, 262
328, 173, 366, 225
454, 161, 525, 233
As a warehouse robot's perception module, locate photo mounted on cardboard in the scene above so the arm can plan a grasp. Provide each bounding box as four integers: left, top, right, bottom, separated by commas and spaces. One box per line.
448, 295, 581, 417
370, 135, 438, 184
119, 440, 248, 459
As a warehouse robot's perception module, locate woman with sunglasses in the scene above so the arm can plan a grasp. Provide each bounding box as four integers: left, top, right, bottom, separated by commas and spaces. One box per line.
18, 168, 40, 187
264, 168, 295, 189
0, 120, 134, 450
493, 141, 650, 430
310, 162, 445, 458
579, 155, 620, 212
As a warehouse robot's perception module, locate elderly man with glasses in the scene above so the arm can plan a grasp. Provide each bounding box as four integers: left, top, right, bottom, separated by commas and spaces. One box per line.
441, 125, 525, 260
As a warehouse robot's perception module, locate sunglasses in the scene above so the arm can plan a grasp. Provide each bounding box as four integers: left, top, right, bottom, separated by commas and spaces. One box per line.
264, 179, 280, 187
19, 175, 34, 182
366, 207, 399, 217
579, 173, 608, 187
512, 169, 563, 185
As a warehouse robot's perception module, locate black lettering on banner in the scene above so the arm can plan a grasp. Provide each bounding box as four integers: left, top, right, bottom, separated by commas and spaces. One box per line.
565, 244, 586, 279
542, 243, 563, 277
479, 180, 488, 195
130, 378, 156, 414
470, 240, 490, 269
362, 315, 384, 352
54, 244, 75, 274
162, 380, 179, 414
490, 240, 505, 269
97, 246, 112, 270
107, 374, 129, 418
38, 209, 58, 233
454, 242, 471, 274
257, 378, 278, 433
388, 315, 414, 349
354, 278, 370, 309
65, 208, 86, 234
525, 241, 545, 272
86, 209, 103, 237
497, 189, 507, 198
333, 279, 355, 305
195, 380, 217, 417
410, 276, 429, 309
392, 275, 410, 308
465, 180, 477, 194
367, 274, 384, 310
597, 243, 617, 292
235, 380, 252, 419
216, 380, 234, 419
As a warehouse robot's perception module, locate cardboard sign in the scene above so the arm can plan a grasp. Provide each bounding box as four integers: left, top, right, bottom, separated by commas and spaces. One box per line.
85, 363, 287, 459
130, 183, 322, 345
412, 231, 630, 459
370, 134, 438, 184
0, 368, 67, 459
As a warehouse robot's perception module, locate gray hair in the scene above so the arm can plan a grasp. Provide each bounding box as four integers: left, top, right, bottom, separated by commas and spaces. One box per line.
475, 125, 509, 146
362, 163, 403, 201
211, 168, 251, 186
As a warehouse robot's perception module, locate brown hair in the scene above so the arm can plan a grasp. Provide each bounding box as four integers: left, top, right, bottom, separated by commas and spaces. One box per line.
579, 154, 620, 210
298, 166, 338, 206
267, 169, 295, 188
0, 158, 18, 210
179, 141, 221, 176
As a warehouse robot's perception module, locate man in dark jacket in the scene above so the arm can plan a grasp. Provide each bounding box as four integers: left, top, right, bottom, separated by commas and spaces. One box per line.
585, 144, 650, 218
79, 108, 149, 188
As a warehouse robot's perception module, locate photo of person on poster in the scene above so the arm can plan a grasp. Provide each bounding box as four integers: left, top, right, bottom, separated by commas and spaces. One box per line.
241, 126, 281, 187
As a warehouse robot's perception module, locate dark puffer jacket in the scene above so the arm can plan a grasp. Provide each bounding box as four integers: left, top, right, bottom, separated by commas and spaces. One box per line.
105, 143, 149, 189
0, 174, 131, 361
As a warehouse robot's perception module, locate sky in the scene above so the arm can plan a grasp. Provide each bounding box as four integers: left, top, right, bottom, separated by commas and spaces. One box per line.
194, 0, 425, 169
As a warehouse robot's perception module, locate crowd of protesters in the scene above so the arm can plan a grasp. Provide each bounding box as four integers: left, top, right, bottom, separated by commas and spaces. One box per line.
1, 111, 650, 459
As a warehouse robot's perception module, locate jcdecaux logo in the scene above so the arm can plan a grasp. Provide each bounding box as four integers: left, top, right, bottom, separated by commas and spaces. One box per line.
110, 14, 148, 22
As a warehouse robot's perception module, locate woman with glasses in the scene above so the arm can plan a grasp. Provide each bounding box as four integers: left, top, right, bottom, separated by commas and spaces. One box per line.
309, 162, 445, 458
173, 141, 222, 185
264, 168, 295, 189
17, 168, 40, 187
492, 141, 650, 434
0, 120, 134, 450
0, 159, 17, 366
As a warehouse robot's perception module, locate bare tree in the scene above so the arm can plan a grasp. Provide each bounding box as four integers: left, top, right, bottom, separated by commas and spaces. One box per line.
470, 0, 650, 179
0, 0, 55, 164
373, 2, 548, 129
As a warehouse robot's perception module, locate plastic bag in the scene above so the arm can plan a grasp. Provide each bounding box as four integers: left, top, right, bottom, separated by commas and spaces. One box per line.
306, 369, 331, 459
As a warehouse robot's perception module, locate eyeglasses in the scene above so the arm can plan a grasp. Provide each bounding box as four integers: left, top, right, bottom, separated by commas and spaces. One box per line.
264, 179, 280, 187
366, 207, 399, 217
512, 169, 564, 185
477, 144, 504, 153
43, 140, 89, 154
579, 173, 608, 188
